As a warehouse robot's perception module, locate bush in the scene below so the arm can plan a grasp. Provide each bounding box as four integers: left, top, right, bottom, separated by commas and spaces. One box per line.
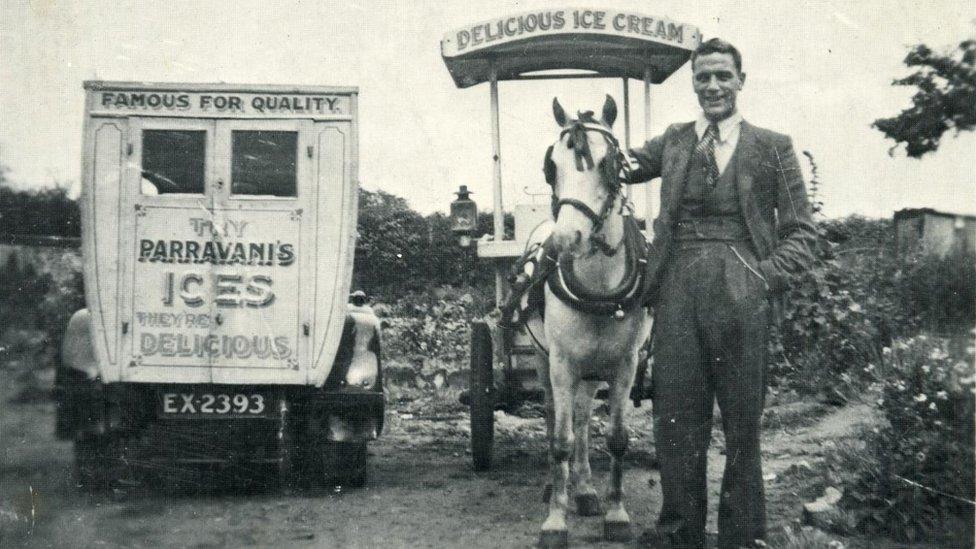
0, 185, 80, 238
0, 250, 85, 371
0, 252, 53, 327
769, 217, 891, 394
901, 248, 976, 333
378, 286, 494, 375
845, 334, 975, 543
769, 214, 975, 396
353, 189, 510, 298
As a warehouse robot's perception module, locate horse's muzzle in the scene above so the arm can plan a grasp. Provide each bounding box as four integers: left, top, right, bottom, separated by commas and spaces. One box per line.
551, 228, 590, 259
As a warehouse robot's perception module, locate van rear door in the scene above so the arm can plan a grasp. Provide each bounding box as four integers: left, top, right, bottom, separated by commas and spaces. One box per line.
209, 119, 313, 384
123, 117, 217, 383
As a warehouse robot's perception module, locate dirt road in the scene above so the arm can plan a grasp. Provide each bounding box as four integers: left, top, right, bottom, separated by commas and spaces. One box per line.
1, 374, 881, 549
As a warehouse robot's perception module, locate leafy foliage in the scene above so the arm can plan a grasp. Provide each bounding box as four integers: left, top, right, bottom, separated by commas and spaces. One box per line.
901, 248, 976, 333
768, 155, 894, 394
0, 184, 80, 238
0, 251, 84, 370
353, 189, 430, 293
376, 286, 495, 384
873, 39, 976, 157
0, 253, 54, 329
353, 188, 511, 298
846, 334, 975, 544
768, 150, 975, 397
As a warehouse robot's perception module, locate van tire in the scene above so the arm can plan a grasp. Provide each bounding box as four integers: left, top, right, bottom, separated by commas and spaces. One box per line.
74, 434, 122, 491
325, 440, 367, 488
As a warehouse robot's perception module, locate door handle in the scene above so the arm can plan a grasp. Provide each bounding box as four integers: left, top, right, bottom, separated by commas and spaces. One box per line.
215, 313, 224, 326
216, 178, 224, 190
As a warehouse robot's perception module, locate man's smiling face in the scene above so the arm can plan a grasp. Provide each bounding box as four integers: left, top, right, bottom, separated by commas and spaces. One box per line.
692, 52, 745, 122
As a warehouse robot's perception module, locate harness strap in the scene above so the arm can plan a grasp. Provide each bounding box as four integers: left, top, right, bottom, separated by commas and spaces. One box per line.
544, 216, 653, 316
554, 198, 603, 229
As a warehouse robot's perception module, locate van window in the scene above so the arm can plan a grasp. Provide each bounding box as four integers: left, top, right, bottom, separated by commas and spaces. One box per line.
231, 131, 297, 197
141, 130, 206, 195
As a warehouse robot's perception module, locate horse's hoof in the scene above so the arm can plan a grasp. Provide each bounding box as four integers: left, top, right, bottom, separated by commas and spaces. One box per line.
542, 484, 552, 503
603, 521, 632, 542
539, 529, 568, 548
575, 493, 602, 516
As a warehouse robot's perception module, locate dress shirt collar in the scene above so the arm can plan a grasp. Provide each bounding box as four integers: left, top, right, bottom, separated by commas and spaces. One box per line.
695, 111, 743, 143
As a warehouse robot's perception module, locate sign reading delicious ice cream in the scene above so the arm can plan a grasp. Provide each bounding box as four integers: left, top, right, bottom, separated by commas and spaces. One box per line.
442, 7, 696, 57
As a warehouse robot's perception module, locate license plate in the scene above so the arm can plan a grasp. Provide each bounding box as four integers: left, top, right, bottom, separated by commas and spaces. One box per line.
159, 390, 273, 418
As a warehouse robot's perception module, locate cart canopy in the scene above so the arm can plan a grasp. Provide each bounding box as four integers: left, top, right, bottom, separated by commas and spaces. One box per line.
441, 7, 701, 88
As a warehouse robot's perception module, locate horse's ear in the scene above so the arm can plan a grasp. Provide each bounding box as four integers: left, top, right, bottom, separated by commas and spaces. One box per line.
602, 95, 617, 128
552, 98, 567, 127
543, 145, 556, 185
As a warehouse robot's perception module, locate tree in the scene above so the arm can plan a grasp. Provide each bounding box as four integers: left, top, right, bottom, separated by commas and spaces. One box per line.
353, 189, 429, 292
873, 39, 976, 158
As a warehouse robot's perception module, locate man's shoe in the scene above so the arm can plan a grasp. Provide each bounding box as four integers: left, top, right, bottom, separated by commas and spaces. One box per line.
638, 522, 685, 548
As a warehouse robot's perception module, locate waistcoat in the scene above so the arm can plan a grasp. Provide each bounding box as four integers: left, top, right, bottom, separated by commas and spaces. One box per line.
675, 142, 749, 241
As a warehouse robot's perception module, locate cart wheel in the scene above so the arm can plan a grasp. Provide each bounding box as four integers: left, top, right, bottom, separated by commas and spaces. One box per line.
325, 440, 368, 488
469, 321, 494, 471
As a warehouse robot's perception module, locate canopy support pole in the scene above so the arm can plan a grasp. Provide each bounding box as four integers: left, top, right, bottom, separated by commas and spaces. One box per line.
489, 65, 506, 305
622, 78, 631, 200
643, 68, 656, 236
489, 65, 504, 241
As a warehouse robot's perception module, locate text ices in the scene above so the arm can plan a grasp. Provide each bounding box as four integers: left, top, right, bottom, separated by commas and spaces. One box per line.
161, 271, 275, 308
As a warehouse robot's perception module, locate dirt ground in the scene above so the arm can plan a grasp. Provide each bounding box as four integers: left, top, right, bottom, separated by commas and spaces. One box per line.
0, 367, 903, 549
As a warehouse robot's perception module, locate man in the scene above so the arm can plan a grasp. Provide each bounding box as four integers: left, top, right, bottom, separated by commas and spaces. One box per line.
628, 38, 817, 548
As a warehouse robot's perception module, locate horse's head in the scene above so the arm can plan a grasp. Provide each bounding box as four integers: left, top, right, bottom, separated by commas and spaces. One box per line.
543, 95, 625, 257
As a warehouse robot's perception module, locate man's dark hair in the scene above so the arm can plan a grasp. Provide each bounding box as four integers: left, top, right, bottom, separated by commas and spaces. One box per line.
691, 38, 743, 73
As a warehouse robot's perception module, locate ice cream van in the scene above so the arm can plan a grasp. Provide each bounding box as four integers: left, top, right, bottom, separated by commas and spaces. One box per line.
54, 81, 383, 489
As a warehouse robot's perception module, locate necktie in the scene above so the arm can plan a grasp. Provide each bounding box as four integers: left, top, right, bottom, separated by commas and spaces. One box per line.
694, 123, 720, 188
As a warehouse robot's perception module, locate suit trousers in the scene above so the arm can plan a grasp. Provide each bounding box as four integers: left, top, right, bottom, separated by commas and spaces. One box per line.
652, 239, 769, 549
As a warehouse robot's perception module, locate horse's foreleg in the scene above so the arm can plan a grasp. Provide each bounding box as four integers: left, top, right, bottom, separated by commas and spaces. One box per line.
603, 369, 636, 542
535, 353, 555, 504
540, 364, 576, 548
572, 382, 601, 516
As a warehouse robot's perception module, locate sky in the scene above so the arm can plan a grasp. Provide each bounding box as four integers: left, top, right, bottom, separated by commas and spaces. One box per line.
1, 0, 974, 219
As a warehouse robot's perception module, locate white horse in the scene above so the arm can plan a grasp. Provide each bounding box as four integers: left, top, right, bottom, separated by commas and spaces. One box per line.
524, 96, 653, 548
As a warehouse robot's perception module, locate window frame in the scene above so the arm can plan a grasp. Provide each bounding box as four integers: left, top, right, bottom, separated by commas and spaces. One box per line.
216, 119, 309, 203
131, 118, 215, 201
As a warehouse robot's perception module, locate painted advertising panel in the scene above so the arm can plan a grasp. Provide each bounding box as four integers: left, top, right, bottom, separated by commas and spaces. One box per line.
129, 205, 302, 373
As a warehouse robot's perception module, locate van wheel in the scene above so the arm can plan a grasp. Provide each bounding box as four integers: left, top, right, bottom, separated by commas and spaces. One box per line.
74, 435, 121, 491
325, 440, 367, 488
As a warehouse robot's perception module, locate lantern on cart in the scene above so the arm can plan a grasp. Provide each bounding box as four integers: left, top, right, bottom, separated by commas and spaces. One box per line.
449, 185, 478, 248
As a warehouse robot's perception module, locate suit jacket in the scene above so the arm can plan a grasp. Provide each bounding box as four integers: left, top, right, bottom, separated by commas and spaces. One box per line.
629, 120, 817, 317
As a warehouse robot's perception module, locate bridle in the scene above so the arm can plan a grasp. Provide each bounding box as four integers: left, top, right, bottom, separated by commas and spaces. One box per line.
543, 115, 632, 256
496, 110, 651, 335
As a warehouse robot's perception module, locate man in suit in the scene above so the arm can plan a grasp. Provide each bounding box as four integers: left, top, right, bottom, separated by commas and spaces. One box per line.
628, 38, 817, 548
